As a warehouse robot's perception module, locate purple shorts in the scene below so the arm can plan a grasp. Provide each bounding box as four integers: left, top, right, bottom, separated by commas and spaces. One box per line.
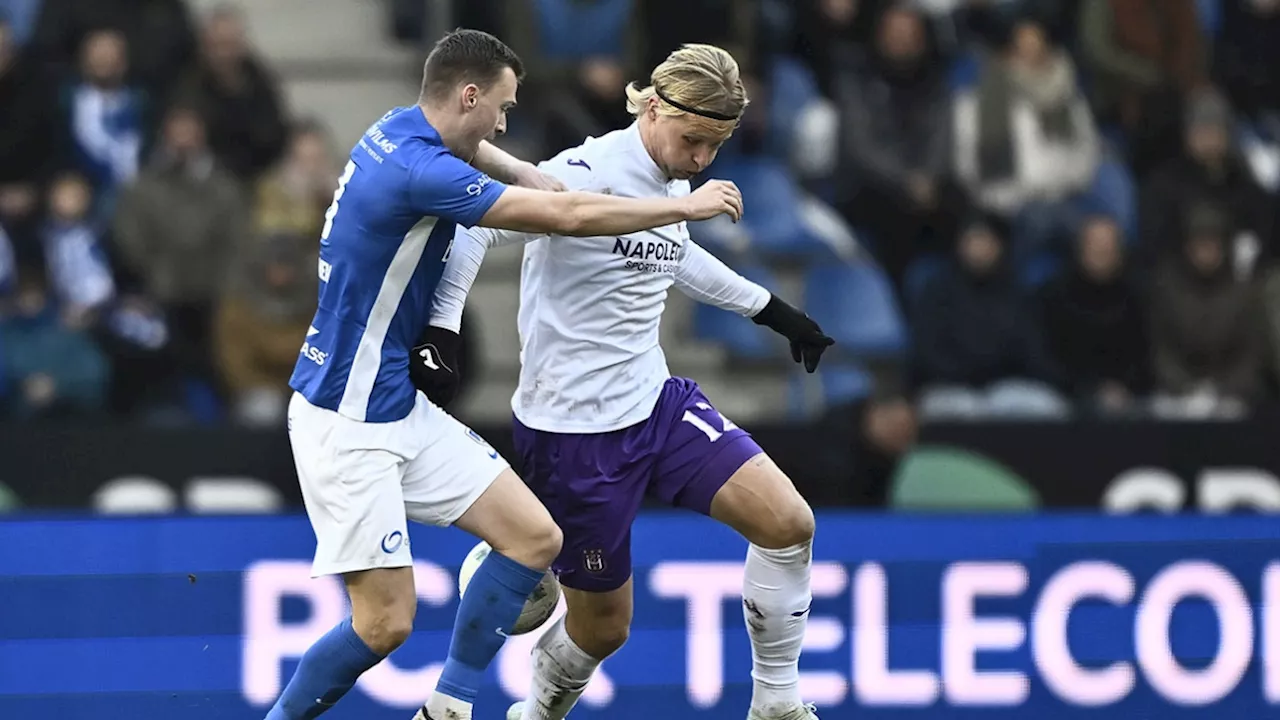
513, 377, 763, 592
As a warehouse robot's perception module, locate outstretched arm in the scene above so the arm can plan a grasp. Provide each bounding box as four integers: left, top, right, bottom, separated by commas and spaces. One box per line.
672, 240, 771, 316
410, 152, 742, 237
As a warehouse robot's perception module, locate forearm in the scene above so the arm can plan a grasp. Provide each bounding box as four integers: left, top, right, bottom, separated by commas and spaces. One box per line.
471, 141, 530, 185
675, 243, 770, 315
558, 192, 690, 237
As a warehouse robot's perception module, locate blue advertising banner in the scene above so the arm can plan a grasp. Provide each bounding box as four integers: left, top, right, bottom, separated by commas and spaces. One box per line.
2, 513, 1280, 719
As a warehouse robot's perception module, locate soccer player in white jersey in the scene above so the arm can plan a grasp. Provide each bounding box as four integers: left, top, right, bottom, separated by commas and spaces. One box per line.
267, 30, 746, 720
419, 44, 834, 720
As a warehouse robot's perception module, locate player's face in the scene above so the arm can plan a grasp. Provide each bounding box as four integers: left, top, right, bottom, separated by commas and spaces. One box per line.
464, 67, 518, 151
652, 112, 732, 180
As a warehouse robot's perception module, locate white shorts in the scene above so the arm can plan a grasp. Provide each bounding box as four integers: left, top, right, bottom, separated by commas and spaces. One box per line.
287, 391, 510, 577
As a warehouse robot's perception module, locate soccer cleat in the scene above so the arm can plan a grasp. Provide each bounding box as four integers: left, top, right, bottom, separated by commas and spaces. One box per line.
505, 701, 525, 719
747, 703, 819, 720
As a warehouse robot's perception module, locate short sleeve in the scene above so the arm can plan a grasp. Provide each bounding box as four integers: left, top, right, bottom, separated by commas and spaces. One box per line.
408, 150, 509, 228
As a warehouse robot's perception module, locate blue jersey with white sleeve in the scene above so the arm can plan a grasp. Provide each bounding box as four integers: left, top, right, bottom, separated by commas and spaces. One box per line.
289, 106, 507, 423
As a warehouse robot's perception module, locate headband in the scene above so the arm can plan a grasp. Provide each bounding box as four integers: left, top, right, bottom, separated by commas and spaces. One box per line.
654, 87, 740, 122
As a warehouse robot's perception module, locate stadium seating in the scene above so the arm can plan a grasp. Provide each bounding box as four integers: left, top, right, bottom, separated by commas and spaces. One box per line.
1082, 156, 1138, 242
804, 262, 908, 359
766, 56, 821, 159
706, 156, 837, 260
92, 477, 179, 514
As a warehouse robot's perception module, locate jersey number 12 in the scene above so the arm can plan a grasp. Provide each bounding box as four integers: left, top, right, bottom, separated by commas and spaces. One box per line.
682, 402, 739, 443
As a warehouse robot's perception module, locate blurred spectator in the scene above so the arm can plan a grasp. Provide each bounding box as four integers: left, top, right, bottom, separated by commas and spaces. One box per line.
1078, 0, 1206, 178
65, 28, 145, 217
253, 121, 335, 241
835, 2, 961, 289
1039, 216, 1147, 414
637, 0, 758, 74
215, 123, 333, 427
0, 1, 41, 46
1214, 0, 1280, 125
31, 0, 195, 101
1139, 88, 1271, 277
0, 12, 57, 243
812, 388, 919, 507
954, 18, 1100, 254
1150, 205, 1265, 415
501, 0, 642, 154
41, 172, 115, 320
0, 257, 109, 418
113, 105, 247, 400
789, 0, 881, 97
175, 4, 287, 182
911, 216, 1066, 418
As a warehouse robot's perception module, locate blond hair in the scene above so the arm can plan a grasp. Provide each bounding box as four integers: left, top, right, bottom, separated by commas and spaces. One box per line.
625, 44, 749, 134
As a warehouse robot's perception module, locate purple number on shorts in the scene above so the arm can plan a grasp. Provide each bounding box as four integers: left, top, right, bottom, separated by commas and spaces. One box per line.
680, 401, 738, 442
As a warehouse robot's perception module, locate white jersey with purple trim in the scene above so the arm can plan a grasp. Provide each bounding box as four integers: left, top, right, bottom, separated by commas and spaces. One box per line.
432, 123, 770, 434
288, 106, 507, 424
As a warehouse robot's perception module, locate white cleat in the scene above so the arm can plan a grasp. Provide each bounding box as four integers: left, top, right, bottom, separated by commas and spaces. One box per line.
505, 701, 525, 720
747, 703, 820, 720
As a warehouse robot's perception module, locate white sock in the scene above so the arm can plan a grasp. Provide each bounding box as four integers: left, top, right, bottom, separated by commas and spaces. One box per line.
425, 691, 471, 719
521, 617, 601, 720
743, 542, 813, 716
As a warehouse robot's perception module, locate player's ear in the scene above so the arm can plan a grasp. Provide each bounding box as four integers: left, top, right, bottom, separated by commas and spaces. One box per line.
462, 83, 479, 110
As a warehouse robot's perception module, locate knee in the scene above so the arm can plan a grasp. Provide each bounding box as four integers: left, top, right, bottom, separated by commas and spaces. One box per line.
355, 603, 416, 656
567, 603, 632, 659
524, 520, 565, 570
757, 498, 815, 550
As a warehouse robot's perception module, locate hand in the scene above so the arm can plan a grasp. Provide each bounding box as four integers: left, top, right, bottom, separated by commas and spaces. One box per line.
512, 162, 568, 192
683, 180, 744, 222
751, 295, 835, 372
409, 326, 463, 408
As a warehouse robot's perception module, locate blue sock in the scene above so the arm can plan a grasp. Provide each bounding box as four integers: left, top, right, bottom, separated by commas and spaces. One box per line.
265, 617, 383, 719
435, 551, 544, 703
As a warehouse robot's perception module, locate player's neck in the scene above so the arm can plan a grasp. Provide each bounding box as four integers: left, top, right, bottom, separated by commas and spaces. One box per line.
417, 102, 474, 161
636, 116, 670, 181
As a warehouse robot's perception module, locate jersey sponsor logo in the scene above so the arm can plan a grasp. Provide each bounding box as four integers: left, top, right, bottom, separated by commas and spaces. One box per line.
566, 158, 592, 171
299, 341, 328, 366
466, 174, 495, 197
611, 237, 682, 262
380, 531, 405, 554
364, 124, 398, 156
317, 258, 332, 282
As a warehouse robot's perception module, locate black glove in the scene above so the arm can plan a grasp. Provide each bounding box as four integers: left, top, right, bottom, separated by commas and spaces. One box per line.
751, 294, 834, 373
410, 326, 463, 407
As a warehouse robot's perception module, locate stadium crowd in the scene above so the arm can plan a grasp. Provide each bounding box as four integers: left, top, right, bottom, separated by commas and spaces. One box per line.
0, 0, 1277, 430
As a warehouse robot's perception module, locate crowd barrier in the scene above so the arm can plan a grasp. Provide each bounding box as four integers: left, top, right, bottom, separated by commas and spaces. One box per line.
2, 512, 1279, 718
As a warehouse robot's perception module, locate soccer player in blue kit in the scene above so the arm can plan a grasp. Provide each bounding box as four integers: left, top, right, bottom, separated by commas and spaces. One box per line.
421, 44, 834, 720
266, 30, 745, 720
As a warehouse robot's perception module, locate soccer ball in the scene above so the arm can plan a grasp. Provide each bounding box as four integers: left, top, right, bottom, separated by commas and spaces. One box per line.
458, 541, 561, 635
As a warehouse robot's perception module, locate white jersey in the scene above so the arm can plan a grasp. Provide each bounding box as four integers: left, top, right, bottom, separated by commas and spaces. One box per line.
431, 123, 770, 433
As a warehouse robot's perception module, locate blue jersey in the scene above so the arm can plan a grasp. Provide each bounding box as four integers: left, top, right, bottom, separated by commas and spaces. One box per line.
289, 106, 507, 422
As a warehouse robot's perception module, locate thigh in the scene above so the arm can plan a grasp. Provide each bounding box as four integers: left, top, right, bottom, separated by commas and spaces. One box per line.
709, 453, 815, 549
650, 378, 764, 516
401, 401, 512, 527
288, 393, 412, 577
513, 419, 649, 593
